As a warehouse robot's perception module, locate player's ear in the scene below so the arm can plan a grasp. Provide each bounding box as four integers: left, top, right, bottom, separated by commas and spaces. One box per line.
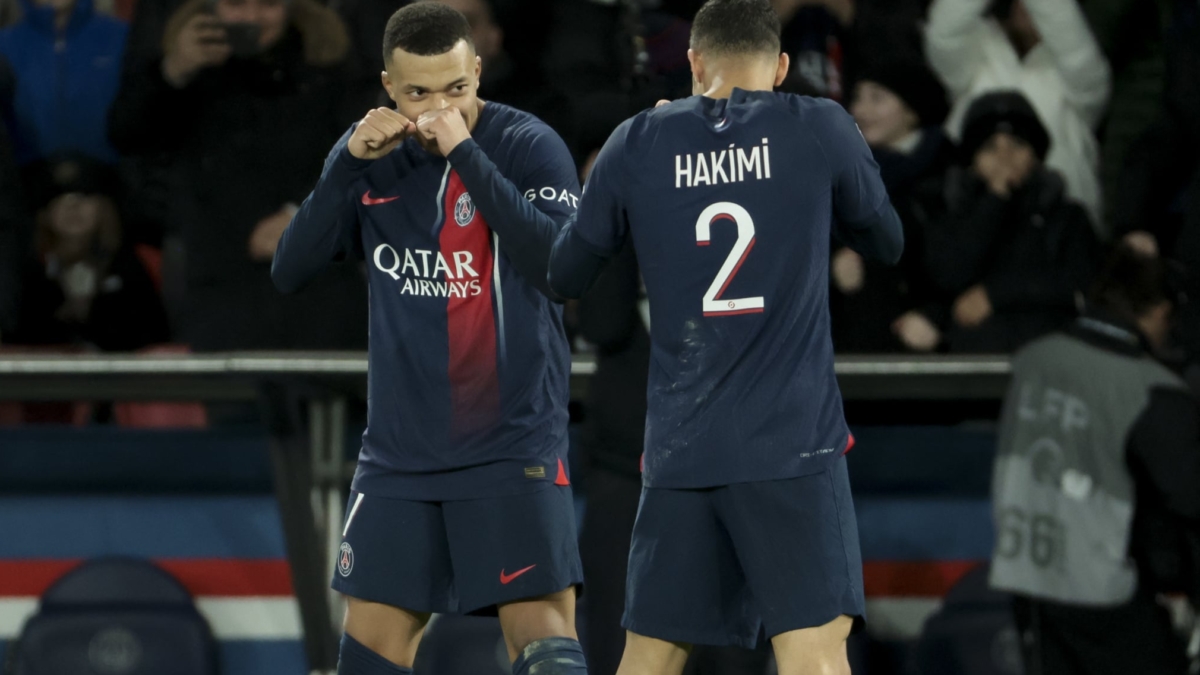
380, 69, 397, 103
774, 52, 790, 88
688, 48, 704, 89
474, 54, 482, 85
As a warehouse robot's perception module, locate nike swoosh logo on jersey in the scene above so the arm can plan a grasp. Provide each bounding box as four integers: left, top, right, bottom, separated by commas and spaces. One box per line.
362, 191, 399, 205
499, 564, 537, 585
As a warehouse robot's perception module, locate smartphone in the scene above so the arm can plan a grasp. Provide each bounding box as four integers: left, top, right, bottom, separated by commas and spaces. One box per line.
222, 22, 262, 57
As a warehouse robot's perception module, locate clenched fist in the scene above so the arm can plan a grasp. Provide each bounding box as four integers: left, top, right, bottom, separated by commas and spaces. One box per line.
348, 108, 417, 160
416, 107, 471, 157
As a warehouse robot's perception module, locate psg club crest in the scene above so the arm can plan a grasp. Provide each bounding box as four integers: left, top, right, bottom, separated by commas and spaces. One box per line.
455, 192, 476, 227
338, 542, 354, 577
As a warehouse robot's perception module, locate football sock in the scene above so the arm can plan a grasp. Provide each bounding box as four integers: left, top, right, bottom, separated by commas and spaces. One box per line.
511, 636, 589, 675
336, 633, 413, 675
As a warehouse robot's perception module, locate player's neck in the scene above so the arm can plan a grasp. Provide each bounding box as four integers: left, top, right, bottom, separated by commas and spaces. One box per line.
697, 69, 776, 100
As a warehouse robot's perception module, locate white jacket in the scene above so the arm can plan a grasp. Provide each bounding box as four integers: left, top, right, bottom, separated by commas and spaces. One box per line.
925, 0, 1111, 231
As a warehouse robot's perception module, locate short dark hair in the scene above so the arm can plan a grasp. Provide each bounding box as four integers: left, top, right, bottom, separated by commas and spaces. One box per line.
1088, 246, 1184, 319
382, 3, 474, 66
690, 0, 781, 57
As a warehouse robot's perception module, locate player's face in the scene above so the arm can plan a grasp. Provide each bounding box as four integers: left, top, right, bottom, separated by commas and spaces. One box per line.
383, 40, 482, 155
850, 81, 917, 148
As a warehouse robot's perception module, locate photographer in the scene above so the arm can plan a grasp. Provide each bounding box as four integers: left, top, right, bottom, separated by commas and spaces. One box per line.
108, 0, 366, 353
989, 246, 1200, 675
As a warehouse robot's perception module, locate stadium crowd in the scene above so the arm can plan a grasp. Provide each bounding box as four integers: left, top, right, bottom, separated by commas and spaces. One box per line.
2, 0, 1199, 360
2, 0, 1200, 673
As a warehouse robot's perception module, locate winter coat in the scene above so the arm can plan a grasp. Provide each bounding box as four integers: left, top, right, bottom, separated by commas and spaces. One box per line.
108, 0, 367, 351
0, 0, 127, 164
925, 0, 1110, 230
830, 128, 955, 352
11, 247, 169, 351
924, 166, 1099, 354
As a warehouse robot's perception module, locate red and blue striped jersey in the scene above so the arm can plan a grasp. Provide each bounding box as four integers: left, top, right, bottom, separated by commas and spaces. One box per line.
274, 103, 580, 500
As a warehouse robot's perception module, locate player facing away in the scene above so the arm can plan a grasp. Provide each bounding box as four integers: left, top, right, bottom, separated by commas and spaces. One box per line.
271, 4, 588, 675
547, 1, 904, 673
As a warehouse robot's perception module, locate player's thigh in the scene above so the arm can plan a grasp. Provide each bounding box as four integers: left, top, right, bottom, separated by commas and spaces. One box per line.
496, 587, 578, 660
333, 491, 455, 616
616, 631, 691, 675
622, 486, 760, 649
716, 457, 865, 639
442, 485, 583, 619
342, 597, 431, 668
769, 615, 854, 675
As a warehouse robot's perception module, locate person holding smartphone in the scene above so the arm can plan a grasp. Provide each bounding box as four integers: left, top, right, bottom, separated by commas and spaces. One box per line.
108, 0, 367, 355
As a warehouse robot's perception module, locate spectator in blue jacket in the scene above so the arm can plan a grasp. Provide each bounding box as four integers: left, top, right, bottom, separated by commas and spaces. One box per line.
0, 0, 128, 165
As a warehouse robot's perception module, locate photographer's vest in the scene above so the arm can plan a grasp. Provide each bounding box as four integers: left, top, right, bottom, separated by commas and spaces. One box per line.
989, 320, 1186, 605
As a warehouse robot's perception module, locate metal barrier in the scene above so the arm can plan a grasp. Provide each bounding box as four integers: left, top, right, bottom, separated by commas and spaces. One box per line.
0, 352, 1013, 668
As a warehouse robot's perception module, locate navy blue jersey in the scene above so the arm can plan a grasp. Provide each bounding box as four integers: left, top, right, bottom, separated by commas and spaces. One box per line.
549, 90, 903, 489
274, 103, 580, 500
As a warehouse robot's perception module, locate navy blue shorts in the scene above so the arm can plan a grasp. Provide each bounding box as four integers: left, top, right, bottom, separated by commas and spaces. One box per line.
331, 485, 583, 615
622, 456, 864, 648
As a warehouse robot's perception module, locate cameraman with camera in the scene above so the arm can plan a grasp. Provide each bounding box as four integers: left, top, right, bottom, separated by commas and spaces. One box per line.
990, 246, 1200, 675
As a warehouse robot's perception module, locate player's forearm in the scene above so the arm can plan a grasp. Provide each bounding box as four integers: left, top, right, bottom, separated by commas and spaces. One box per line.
548, 217, 611, 300
839, 201, 905, 266
271, 143, 367, 294
447, 139, 563, 297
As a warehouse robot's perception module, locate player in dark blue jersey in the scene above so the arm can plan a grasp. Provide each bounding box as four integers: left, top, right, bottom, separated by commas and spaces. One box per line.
271, 5, 587, 675
548, 1, 903, 673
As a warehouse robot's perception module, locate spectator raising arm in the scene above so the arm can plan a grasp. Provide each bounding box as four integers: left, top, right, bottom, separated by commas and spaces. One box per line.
924, 0, 990, 97
1022, 0, 1110, 128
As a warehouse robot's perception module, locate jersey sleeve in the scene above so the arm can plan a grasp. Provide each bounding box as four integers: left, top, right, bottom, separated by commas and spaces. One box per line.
809, 103, 904, 264
547, 119, 632, 300
271, 124, 367, 294
446, 122, 580, 298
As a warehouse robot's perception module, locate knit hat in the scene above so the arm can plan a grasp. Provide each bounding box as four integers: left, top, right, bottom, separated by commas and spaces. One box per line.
22, 153, 123, 212
856, 60, 950, 128
959, 90, 1051, 162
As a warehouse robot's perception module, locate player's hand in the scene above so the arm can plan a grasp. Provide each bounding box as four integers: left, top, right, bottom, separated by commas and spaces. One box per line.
162, 14, 231, 88
248, 205, 295, 261
655, 99, 671, 108
348, 108, 416, 160
893, 311, 941, 352
953, 284, 993, 328
416, 107, 471, 156
831, 247, 865, 294
1123, 230, 1159, 258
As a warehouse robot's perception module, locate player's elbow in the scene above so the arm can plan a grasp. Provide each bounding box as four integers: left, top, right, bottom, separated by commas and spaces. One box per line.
546, 266, 583, 301
270, 256, 304, 295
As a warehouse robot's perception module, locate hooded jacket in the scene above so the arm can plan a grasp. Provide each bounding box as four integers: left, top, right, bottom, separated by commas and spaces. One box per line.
0, 0, 128, 165
925, 0, 1110, 229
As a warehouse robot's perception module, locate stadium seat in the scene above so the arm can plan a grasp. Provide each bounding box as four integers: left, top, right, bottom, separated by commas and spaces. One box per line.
906, 563, 1023, 675
6, 556, 220, 675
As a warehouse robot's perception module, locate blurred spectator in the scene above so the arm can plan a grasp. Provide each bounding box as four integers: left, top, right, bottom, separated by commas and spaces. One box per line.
332, 0, 409, 115
0, 120, 29, 342
1113, 3, 1200, 365
773, 0, 852, 100
925, 0, 1110, 230
990, 247, 1199, 675
8, 154, 169, 350
0, 0, 128, 164
832, 59, 952, 353
923, 92, 1098, 354
107, 0, 368, 352
1082, 0, 1174, 234
426, 0, 573, 141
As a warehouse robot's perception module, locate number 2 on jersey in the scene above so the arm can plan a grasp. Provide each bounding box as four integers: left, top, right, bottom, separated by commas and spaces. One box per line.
695, 202, 764, 316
